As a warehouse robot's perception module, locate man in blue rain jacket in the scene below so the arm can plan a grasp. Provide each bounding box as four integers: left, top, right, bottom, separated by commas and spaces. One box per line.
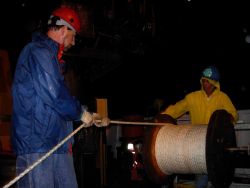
11, 6, 101, 188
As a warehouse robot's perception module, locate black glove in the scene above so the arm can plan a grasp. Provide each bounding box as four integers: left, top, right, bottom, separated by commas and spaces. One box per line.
154, 114, 177, 125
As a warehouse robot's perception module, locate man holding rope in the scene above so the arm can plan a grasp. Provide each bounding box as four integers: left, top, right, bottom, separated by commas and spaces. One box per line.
11, 6, 109, 188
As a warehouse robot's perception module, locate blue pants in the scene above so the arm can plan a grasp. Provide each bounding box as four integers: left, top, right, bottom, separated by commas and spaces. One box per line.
195, 174, 208, 188
16, 153, 78, 188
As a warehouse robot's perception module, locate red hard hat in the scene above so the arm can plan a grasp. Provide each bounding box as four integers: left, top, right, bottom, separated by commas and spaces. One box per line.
51, 7, 81, 33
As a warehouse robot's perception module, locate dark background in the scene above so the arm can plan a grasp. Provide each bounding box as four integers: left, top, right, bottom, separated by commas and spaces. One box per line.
1, 0, 250, 119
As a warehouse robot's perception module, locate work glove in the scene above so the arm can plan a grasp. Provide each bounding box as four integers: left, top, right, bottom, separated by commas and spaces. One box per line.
154, 113, 177, 125
81, 110, 94, 127
92, 113, 110, 127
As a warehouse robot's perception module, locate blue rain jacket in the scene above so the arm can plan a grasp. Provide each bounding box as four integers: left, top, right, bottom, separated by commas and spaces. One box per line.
11, 32, 82, 155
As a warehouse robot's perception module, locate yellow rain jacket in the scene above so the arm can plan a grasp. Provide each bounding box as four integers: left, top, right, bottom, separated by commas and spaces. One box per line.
162, 78, 238, 125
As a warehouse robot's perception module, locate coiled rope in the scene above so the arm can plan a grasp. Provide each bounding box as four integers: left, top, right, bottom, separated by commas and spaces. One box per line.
3, 119, 164, 188
155, 123, 207, 175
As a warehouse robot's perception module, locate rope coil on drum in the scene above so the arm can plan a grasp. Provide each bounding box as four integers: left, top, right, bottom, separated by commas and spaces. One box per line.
155, 123, 207, 175
143, 109, 237, 188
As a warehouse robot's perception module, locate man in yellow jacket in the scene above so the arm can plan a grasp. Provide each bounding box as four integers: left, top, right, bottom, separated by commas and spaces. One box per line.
159, 65, 238, 188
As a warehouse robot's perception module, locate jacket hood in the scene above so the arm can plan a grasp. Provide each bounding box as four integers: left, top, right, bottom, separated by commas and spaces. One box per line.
200, 77, 220, 91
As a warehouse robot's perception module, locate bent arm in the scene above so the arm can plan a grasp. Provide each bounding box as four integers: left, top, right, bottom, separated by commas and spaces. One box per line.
30, 47, 81, 120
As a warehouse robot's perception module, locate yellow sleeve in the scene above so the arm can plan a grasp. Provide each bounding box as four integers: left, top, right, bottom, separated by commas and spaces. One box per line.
161, 97, 189, 119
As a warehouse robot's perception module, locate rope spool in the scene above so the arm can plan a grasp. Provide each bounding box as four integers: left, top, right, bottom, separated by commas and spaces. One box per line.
143, 110, 236, 187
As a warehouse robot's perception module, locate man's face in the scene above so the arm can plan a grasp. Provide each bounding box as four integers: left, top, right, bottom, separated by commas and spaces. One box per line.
202, 78, 216, 96
63, 28, 76, 51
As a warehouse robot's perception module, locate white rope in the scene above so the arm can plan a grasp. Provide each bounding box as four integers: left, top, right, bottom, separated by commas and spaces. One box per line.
155, 124, 208, 175
3, 119, 163, 188
109, 120, 167, 126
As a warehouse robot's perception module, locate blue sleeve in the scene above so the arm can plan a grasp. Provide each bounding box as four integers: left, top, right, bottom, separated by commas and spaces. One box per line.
30, 45, 82, 120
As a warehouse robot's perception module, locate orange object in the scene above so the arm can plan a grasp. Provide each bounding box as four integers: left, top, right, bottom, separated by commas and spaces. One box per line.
52, 7, 81, 32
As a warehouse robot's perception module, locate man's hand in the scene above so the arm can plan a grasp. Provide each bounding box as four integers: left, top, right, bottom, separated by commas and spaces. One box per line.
92, 113, 110, 127
81, 111, 94, 127
154, 114, 177, 125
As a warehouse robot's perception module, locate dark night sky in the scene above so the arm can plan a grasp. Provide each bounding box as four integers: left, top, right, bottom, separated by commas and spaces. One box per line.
1, 1, 250, 118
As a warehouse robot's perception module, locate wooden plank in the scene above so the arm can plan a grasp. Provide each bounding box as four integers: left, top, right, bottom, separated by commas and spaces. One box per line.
96, 99, 108, 187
